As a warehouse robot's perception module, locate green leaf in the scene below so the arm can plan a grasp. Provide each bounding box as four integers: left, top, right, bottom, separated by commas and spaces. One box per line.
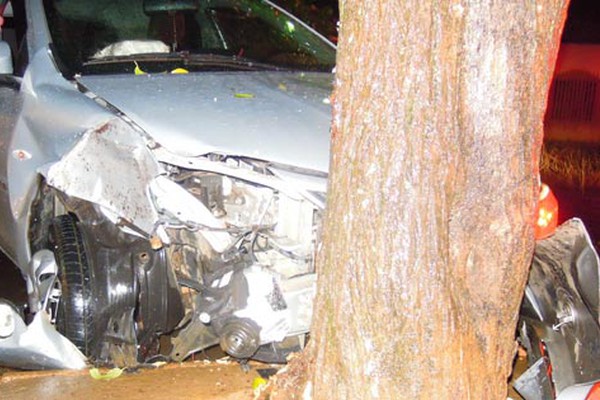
234, 93, 255, 99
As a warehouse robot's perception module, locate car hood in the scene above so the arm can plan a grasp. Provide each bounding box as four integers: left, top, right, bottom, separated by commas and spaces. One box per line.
77, 71, 333, 173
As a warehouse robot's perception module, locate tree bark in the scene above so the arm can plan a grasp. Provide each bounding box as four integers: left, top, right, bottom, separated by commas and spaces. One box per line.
269, 1, 569, 399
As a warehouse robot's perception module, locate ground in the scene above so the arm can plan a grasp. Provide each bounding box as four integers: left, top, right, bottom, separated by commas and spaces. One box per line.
0, 353, 526, 400
0, 359, 268, 400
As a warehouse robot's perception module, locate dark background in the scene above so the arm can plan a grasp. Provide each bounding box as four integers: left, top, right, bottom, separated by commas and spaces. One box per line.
271, 0, 338, 42
563, 0, 600, 43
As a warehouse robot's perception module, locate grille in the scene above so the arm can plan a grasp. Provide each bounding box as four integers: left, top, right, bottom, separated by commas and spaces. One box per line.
547, 77, 597, 122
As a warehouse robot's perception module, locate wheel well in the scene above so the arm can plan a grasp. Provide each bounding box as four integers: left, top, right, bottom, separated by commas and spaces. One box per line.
27, 178, 98, 255
27, 179, 58, 255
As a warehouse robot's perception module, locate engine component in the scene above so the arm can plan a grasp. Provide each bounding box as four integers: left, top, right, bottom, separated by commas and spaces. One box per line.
219, 318, 260, 359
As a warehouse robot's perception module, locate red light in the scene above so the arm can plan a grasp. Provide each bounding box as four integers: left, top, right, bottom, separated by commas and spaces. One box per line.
586, 382, 600, 400
534, 184, 559, 240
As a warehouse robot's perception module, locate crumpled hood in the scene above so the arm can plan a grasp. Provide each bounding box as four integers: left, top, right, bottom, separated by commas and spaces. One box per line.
77, 71, 333, 173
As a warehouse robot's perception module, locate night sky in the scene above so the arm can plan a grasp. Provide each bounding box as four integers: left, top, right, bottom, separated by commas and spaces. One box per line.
561, 0, 600, 43
278, 0, 599, 45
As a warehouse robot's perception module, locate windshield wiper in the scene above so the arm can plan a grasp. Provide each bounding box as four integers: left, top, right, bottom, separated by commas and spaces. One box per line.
83, 52, 287, 72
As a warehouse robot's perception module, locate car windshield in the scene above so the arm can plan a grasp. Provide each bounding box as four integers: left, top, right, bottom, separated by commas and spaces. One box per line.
43, 0, 336, 75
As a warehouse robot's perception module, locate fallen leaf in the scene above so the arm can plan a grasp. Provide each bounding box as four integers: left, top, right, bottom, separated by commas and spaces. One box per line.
134, 61, 146, 75
171, 67, 189, 74
89, 368, 124, 380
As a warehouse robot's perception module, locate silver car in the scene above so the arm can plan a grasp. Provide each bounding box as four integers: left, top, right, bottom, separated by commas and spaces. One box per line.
0, 0, 335, 368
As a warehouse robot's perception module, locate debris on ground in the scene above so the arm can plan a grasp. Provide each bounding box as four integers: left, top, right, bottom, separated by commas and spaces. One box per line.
89, 367, 124, 380
0, 360, 277, 399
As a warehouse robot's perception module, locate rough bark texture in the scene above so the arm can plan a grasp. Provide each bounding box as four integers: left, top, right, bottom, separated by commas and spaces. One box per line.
269, 1, 568, 399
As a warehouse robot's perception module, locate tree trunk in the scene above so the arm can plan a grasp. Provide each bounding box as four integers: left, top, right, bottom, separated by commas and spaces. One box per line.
268, 1, 569, 399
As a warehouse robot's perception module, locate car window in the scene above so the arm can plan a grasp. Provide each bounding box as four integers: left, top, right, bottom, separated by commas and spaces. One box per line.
43, 0, 336, 75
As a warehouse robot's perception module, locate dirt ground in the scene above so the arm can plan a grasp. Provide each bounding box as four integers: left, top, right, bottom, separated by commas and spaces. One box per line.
0, 359, 279, 400
0, 356, 528, 400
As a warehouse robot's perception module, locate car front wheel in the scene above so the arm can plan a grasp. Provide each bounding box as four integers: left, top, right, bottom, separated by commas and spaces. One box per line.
50, 214, 95, 356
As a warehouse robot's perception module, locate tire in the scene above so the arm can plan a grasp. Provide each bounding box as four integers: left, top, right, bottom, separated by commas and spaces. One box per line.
50, 214, 94, 356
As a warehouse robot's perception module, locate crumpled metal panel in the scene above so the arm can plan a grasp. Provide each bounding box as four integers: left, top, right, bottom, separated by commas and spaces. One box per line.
149, 175, 232, 251
43, 118, 162, 234
556, 383, 598, 400
513, 358, 550, 400
518, 218, 600, 398
0, 300, 87, 370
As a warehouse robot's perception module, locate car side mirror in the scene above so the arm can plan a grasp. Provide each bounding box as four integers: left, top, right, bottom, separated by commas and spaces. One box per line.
0, 40, 13, 75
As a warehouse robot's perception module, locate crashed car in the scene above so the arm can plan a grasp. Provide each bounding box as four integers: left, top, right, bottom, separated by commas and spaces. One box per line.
0, 0, 334, 368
